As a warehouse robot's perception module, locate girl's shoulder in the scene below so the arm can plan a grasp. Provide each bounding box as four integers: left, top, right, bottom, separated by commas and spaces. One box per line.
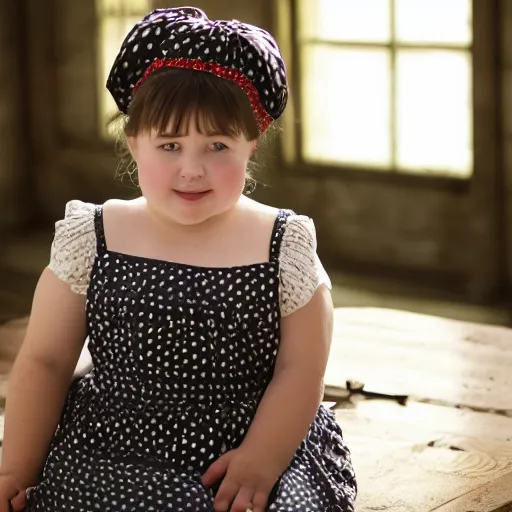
61, 198, 98, 219
240, 199, 331, 317
101, 197, 143, 231
52, 197, 139, 238
239, 196, 281, 221
241, 196, 317, 243
239, 196, 311, 229
48, 199, 100, 295
54, 199, 99, 240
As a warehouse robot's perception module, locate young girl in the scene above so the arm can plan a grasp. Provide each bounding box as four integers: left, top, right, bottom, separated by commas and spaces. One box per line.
0, 7, 356, 512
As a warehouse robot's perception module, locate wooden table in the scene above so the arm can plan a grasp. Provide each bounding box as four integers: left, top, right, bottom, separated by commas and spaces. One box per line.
326, 308, 512, 512
2, 308, 512, 511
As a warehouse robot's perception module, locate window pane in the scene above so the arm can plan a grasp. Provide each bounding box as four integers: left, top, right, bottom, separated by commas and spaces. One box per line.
99, 0, 147, 15
100, 0, 122, 12
301, 45, 391, 166
99, 17, 135, 126
298, 0, 390, 43
396, 50, 472, 176
395, 0, 472, 45
97, 0, 149, 136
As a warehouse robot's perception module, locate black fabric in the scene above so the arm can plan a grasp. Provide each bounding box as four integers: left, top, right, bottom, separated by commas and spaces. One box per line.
107, 7, 288, 123
25, 207, 356, 511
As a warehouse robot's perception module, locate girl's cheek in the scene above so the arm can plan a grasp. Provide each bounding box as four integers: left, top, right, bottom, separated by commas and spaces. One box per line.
212, 153, 246, 169
138, 162, 167, 186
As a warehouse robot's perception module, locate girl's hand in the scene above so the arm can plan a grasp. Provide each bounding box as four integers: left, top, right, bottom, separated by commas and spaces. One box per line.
0, 473, 26, 512
202, 448, 283, 512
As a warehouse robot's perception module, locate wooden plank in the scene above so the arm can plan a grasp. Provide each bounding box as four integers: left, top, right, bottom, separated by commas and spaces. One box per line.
335, 401, 512, 512
327, 308, 512, 411
348, 435, 512, 512
431, 471, 512, 512
336, 400, 512, 445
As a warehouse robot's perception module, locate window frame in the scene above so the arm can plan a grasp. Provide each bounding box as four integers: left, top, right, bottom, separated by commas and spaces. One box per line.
275, 0, 499, 191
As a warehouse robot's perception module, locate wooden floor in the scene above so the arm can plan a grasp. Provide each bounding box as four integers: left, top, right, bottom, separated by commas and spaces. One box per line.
1, 308, 512, 511
327, 308, 512, 512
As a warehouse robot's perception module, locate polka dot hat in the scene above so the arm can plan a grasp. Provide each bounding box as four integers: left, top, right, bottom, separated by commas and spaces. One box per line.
106, 7, 288, 132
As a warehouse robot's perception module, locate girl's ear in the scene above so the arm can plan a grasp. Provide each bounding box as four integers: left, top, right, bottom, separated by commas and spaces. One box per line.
251, 140, 257, 155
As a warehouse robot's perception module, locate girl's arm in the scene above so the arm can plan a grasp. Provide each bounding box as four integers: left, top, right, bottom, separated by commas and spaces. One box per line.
0, 268, 87, 489
203, 284, 333, 512
239, 283, 333, 466
203, 216, 332, 512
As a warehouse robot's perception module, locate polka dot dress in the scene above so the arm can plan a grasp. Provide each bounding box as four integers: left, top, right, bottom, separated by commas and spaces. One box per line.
26, 206, 357, 511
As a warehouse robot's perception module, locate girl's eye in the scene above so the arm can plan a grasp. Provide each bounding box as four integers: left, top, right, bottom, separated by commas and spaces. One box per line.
162, 143, 179, 151
212, 142, 227, 151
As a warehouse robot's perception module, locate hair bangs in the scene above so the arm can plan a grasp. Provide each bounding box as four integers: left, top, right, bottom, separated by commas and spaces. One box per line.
126, 69, 259, 140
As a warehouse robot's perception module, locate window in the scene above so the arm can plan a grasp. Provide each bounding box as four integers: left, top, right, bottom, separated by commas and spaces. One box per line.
96, 0, 150, 136
292, 0, 473, 177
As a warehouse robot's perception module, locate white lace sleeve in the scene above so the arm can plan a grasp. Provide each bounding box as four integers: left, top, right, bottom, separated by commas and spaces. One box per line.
279, 215, 332, 317
47, 200, 98, 295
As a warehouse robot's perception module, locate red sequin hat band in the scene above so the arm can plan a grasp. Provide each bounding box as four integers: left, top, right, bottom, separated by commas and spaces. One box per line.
132, 58, 273, 133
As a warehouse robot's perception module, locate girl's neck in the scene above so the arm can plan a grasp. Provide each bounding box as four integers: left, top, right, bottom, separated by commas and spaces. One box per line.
139, 196, 243, 240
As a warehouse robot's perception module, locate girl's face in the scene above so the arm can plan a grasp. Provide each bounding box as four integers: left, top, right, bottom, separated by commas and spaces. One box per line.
128, 121, 256, 226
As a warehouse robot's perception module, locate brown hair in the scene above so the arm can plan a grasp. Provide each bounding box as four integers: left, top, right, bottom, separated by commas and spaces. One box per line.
124, 68, 260, 139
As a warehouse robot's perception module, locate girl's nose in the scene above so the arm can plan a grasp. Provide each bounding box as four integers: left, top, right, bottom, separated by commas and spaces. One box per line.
179, 160, 205, 181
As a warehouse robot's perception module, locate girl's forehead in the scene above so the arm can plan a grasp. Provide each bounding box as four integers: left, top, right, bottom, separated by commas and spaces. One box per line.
146, 124, 243, 141
151, 116, 247, 140
153, 128, 233, 138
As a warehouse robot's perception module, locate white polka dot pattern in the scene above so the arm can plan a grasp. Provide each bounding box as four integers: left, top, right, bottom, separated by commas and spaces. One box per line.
106, 7, 288, 122
29, 202, 357, 511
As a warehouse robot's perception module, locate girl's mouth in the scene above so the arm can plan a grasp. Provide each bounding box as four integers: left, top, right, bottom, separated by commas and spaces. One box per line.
174, 190, 212, 201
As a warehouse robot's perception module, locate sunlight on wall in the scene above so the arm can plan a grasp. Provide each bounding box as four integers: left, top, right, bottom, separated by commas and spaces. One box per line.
97, 0, 149, 137
297, 0, 473, 177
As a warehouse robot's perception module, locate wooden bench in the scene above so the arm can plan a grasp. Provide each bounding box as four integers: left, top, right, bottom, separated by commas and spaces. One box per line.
2, 308, 512, 511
